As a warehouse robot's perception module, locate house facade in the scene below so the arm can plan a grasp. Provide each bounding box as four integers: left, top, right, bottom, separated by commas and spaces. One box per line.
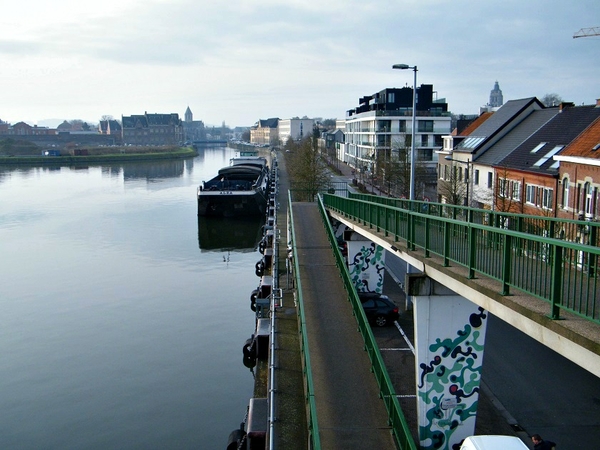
250, 118, 279, 146
438, 98, 600, 222
3, 122, 55, 136
438, 97, 547, 208
554, 113, 600, 225
99, 120, 122, 140
494, 103, 600, 217
121, 112, 183, 146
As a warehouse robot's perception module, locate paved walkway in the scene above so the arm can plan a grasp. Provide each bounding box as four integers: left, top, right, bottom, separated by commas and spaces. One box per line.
292, 202, 396, 449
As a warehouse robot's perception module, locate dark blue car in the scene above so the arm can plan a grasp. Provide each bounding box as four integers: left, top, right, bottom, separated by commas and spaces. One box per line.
358, 292, 399, 327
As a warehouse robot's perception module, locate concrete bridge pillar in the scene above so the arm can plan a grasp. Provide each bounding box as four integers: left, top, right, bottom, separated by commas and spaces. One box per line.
332, 222, 386, 293
407, 273, 489, 450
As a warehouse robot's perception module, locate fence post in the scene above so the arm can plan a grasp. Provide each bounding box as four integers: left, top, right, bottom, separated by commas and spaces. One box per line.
550, 245, 563, 320
501, 235, 512, 296
468, 225, 476, 279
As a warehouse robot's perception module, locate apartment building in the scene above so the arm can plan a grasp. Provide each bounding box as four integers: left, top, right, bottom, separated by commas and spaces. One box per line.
344, 84, 451, 199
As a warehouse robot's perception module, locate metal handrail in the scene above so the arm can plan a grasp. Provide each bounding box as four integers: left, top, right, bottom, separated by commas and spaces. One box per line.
315, 195, 417, 450
348, 192, 600, 247
288, 191, 321, 449
324, 194, 600, 324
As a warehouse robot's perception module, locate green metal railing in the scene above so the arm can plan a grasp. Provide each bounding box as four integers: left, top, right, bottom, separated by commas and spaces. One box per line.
289, 181, 349, 202
316, 196, 417, 450
325, 194, 600, 324
288, 192, 321, 450
349, 192, 600, 248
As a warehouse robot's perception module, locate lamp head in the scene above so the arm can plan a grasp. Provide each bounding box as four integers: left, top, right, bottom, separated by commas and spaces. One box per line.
392, 64, 410, 70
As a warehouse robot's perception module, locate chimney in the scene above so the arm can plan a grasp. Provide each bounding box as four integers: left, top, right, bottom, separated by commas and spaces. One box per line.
596, 99, 600, 107
559, 102, 575, 111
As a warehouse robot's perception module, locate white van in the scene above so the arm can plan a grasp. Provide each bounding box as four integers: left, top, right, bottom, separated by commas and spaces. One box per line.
460, 435, 529, 450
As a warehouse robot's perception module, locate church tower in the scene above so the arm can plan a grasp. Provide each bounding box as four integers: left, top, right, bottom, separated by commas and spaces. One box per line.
185, 106, 193, 123
489, 81, 503, 107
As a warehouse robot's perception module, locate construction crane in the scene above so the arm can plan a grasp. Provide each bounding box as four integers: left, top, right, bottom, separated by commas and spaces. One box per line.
573, 27, 600, 38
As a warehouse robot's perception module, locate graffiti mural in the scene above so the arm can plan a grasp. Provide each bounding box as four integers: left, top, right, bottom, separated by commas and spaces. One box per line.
417, 307, 488, 449
347, 241, 385, 293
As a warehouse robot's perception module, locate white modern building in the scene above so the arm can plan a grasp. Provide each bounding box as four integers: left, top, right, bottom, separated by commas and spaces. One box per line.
344, 85, 452, 199
278, 118, 315, 144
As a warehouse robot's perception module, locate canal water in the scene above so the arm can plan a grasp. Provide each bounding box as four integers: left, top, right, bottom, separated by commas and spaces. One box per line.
0, 147, 262, 449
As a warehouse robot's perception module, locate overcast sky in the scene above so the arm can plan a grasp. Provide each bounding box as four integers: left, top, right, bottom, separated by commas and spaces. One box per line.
1, 0, 598, 128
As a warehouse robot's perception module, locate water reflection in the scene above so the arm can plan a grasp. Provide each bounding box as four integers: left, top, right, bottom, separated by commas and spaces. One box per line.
198, 216, 264, 252
0, 148, 262, 448
0, 158, 197, 184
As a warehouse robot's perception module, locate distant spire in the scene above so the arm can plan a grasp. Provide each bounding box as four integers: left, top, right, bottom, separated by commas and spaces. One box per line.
489, 81, 503, 107
185, 106, 193, 123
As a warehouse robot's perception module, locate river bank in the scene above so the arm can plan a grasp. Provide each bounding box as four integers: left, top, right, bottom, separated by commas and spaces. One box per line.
0, 147, 198, 166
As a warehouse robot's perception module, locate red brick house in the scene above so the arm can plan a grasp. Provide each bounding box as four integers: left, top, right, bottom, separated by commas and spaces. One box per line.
554, 114, 600, 222
493, 103, 600, 217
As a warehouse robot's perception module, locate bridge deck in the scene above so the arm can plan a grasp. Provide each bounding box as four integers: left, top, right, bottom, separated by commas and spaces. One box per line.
292, 202, 396, 449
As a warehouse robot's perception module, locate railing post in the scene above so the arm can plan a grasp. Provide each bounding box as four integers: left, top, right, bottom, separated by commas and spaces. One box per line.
424, 217, 430, 258
408, 210, 415, 251
468, 225, 476, 279
501, 235, 512, 295
588, 225, 597, 278
384, 206, 389, 237
550, 244, 563, 320
443, 221, 450, 267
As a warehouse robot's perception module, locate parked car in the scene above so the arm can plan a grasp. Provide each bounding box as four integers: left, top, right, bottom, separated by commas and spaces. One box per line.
357, 292, 398, 327
459, 435, 529, 450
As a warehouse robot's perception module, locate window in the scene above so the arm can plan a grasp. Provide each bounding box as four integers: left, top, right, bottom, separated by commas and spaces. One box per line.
487, 172, 493, 189
530, 142, 548, 153
388, 92, 395, 103
421, 135, 428, 146
533, 145, 564, 167
526, 184, 553, 210
542, 188, 553, 210
584, 182, 593, 216
526, 184, 536, 204
417, 148, 433, 161
562, 178, 569, 209
377, 120, 391, 132
474, 169, 480, 186
511, 181, 521, 201
398, 121, 406, 132
499, 178, 508, 197
418, 120, 433, 133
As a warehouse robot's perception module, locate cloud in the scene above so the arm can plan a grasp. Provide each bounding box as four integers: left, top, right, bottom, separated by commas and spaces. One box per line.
0, 0, 599, 126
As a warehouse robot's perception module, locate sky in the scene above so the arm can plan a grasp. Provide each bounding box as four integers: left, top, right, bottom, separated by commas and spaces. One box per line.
1, 0, 599, 128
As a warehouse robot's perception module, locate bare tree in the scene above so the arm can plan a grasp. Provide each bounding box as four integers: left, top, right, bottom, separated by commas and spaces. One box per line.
541, 93, 563, 107
438, 163, 467, 205
287, 132, 331, 201
385, 135, 429, 199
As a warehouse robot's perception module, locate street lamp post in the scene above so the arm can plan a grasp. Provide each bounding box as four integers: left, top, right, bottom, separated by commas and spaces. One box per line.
392, 63, 417, 201
445, 156, 471, 206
